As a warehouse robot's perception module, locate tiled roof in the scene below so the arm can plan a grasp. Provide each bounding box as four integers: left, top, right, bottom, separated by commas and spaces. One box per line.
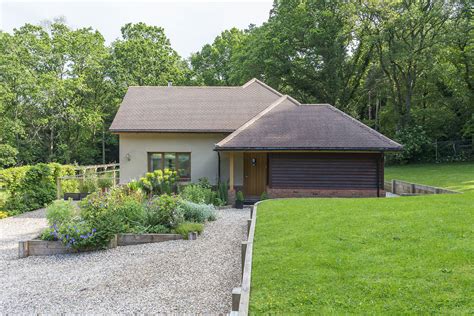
110, 78, 402, 151
109, 79, 282, 132
215, 97, 402, 151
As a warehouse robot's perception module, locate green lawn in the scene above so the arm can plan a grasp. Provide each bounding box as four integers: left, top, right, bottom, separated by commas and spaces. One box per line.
250, 194, 474, 314
385, 161, 474, 192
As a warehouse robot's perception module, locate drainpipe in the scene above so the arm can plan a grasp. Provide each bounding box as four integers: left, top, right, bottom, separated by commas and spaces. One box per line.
217, 152, 221, 185
376, 153, 380, 197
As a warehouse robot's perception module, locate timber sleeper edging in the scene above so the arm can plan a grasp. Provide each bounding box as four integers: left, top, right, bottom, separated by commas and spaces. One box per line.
19, 232, 190, 258
231, 204, 258, 316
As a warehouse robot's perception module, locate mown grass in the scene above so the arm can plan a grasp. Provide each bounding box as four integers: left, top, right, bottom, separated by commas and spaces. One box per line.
385, 161, 474, 192
250, 193, 474, 314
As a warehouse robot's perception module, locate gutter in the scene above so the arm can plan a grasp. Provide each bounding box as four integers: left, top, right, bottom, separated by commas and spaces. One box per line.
214, 146, 403, 152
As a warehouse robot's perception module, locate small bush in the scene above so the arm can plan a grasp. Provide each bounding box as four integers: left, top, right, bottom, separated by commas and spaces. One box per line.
260, 192, 268, 200
0, 211, 9, 219
79, 176, 98, 193
41, 220, 98, 250
131, 224, 170, 234
175, 222, 204, 239
180, 200, 217, 223
79, 188, 146, 247
217, 182, 228, 205
45, 200, 77, 226
197, 177, 212, 189
97, 174, 113, 190
181, 184, 213, 204
138, 169, 179, 196
146, 194, 183, 228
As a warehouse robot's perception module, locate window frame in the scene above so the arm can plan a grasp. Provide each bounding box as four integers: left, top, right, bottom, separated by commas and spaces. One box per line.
147, 152, 191, 181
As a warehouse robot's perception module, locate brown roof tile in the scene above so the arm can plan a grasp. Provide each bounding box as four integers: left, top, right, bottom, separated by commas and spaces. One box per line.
215, 98, 402, 151
109, 79, 282, 132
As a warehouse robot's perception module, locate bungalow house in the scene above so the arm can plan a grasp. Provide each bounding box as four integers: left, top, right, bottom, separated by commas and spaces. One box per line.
110, 79, 402, 200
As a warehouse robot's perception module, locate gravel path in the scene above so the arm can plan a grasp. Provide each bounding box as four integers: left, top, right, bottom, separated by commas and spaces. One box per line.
0, 208, 249, 314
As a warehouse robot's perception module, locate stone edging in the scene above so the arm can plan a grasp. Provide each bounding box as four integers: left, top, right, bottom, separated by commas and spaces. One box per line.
19, 233, 185, 258
231, 203, 259, 315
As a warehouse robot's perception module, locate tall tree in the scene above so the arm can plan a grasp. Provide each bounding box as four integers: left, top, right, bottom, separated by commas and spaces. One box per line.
190, 28, 246, 85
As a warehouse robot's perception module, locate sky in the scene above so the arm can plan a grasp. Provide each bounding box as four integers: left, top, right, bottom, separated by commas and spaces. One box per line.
0, 0, 273, 58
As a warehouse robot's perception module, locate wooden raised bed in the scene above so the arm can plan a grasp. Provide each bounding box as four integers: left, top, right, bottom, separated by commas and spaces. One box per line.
19, 233, 185, 258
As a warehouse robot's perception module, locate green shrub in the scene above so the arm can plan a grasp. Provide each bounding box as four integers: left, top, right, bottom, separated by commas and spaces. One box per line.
0, 211, 8, 219
181, 184, 214, 204
4, 163, 57, 213
45, 200, 77, 226
175, 222, 204, 239
138, 168, 179, 196
79, 188, 146, 247
179, 200, 217, 223
97, 174, 113, 190
390, 126, 432, 164
145, 194, 183, 228
130, 224, 170, 234
127, 180, 140, 192
79, 175, 98, 193
197, 177, 212, 189
41, 219, 98, 250
217, 182, 228, 205
260, 192, 268, 200
0, 163, 77, 213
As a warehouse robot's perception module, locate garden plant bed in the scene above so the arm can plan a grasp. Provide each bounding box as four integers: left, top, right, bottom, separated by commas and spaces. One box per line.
19, 233, 186, 258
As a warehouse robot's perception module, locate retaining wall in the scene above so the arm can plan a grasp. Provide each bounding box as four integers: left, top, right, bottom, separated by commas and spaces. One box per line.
384, 179, 458, 195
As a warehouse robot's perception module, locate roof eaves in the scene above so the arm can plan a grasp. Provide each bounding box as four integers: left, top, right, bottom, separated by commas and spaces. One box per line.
324, 104, 403, 149
216, 95, 290, 147
214, 146, 403, 152
110, 129, 234, 133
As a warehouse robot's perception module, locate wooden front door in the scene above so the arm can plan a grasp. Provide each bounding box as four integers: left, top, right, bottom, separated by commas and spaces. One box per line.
244, 153, 267, 197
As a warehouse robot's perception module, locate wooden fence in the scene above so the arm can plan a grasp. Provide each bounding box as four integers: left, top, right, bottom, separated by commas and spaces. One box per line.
56, 163, 120, 199
384, 179, 458, 195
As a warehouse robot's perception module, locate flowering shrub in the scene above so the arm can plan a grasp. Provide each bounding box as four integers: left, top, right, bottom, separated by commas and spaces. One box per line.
138, 168, 178, 196
41, 220, 97, 250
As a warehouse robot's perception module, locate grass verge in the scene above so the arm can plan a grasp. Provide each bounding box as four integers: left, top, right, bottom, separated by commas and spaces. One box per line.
385, 161, 474, 192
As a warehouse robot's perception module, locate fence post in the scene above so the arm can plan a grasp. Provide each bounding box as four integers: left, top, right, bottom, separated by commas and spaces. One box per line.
113, 169, 117, 187
232, 287, 242, 312
391, 179, 396, 194
241, 241, 247, 278
410, 183, 416, 194
56, 177, 61, 200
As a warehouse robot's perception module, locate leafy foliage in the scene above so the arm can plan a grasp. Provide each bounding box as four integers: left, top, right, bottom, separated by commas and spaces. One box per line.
138, 169, 178, 196
45, 200, 77, 226
146, 194, 183, 228
175, 222, 204, 239
179, 200, 216, 223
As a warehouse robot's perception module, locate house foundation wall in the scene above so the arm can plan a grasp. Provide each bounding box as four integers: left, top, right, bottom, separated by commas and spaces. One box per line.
267, 187, 385, 198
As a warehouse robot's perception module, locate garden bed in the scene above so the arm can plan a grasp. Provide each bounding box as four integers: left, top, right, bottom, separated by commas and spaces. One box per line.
19, 232, 186, 258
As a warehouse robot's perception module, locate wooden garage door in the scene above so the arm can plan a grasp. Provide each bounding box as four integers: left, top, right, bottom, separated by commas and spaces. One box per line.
269, 153, 382, 189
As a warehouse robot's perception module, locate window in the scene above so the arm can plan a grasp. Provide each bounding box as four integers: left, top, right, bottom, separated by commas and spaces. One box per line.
148, 152, 191, 180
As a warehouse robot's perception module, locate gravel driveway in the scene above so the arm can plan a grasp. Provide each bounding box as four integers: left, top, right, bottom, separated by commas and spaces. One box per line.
0, 208, 249, 314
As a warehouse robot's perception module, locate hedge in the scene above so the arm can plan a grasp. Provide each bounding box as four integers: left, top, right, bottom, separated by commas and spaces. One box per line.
0, 163, 76, 214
